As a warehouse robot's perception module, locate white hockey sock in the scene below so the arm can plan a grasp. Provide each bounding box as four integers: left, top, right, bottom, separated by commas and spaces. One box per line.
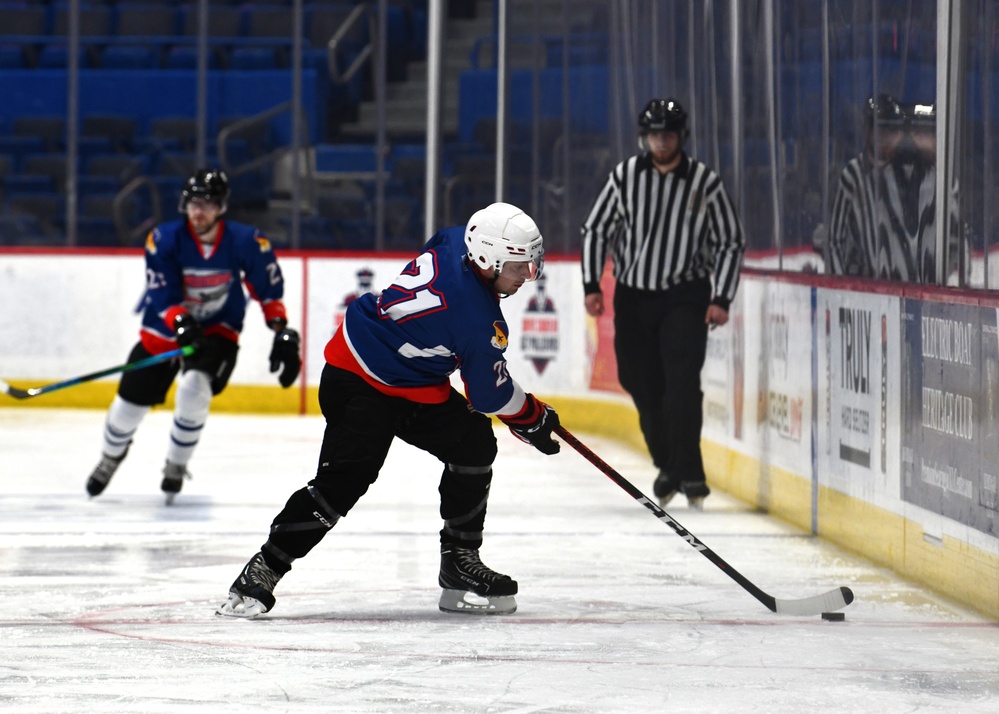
102, 396, 150, 459
166, 369, 213, 465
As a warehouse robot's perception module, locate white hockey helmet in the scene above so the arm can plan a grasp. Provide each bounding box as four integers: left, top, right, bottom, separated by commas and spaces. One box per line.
465, 202, 544, 280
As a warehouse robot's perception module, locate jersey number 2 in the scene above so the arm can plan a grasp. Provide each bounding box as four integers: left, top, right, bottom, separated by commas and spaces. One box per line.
379, 252, 445, 322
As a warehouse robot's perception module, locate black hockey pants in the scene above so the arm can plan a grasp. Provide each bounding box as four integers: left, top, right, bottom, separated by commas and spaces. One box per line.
260, 364, 498, 574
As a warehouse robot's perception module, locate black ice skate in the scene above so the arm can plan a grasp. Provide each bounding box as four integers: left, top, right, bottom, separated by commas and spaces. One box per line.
682, 481, 711, 510
161, 460, 191, 505
653, 470, 680, 508
438, 544, 518, 615
86, 447, 128, 497
216, 552, 283, 619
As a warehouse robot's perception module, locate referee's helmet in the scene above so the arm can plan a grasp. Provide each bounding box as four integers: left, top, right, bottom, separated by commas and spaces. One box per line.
638, 98, 689, 153
639, 98, 689, 138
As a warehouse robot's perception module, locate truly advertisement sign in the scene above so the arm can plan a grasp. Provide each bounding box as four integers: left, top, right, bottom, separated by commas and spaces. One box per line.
817, 289, 897, 497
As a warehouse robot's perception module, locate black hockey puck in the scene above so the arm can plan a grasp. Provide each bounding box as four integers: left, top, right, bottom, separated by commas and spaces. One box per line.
821, 611, 845, 621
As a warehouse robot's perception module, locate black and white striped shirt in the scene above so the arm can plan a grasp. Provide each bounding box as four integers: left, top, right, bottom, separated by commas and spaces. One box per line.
827, 154, 964, 284
581, 153, 745, 309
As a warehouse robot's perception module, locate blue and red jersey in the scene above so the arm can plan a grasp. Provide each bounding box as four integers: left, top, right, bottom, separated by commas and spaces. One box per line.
138, 218, 287, 354
325, 227, 528, 417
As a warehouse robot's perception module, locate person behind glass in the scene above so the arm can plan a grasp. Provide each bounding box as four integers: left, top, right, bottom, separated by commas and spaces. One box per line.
581, 98, 745, 510
827, 94, 965, 283
217, 202, 560, 619
85, 169, 302, 504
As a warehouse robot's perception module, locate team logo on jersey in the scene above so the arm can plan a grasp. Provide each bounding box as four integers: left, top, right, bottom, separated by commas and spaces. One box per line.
255, 235, 273, 253
181, 268, 232, 321
145, 230, 158, 255
490, 320, 509, 350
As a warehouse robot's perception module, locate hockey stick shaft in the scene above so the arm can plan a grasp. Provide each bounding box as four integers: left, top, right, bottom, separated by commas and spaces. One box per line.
554, 425, 854, 615
0, 345, 194, 400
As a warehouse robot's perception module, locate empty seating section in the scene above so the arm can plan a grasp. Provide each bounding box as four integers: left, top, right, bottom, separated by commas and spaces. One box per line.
0, 3, 947, 250
0, 1, 427, 247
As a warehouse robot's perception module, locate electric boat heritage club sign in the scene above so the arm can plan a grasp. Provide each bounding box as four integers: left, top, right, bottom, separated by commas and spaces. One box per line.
901, 300, 999, 536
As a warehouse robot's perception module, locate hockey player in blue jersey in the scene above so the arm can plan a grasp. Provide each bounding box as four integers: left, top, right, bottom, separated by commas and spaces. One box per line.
85, 169, 301, 504
218, 202, 561, 618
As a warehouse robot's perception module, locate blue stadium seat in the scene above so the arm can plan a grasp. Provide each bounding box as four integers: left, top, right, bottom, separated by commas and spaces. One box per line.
101, 45, 160, 69
229, 46, 278, 70
22, 153, 73, 190
37, 44, 92, 69
0, 44, 25, 69
315, 144, 378, 174
2, 175, 54, 195
0, 136, 46, 170
77, 175, 121, 198
163, 45, 222, 69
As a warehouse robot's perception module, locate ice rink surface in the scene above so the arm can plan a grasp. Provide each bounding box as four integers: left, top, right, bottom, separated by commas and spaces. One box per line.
1, 407, 997, 713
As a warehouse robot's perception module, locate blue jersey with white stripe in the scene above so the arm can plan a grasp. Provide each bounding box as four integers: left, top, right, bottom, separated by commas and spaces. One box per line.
334, 227, 525, 416
139, 218, 285, 342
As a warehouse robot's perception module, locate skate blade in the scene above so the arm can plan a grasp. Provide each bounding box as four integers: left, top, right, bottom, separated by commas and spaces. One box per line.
687, 496, 705, 511
164, 492, 177, 506
657, 490, 678, 508
215, 592, 269, 619
439, 589, 517, 615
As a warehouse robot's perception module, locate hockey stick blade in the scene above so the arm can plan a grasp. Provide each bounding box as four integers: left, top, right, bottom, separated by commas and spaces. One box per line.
0, 378, 30, 399
554, 426, 855, 616
0, 346, 194, 400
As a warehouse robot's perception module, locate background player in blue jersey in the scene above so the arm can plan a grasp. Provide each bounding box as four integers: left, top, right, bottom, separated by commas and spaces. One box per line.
218, 202, 560, 618
85, 169, 301, 504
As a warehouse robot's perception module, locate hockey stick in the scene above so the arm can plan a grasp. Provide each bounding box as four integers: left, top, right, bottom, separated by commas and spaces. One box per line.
0, 345, 194, 400
554, 425, 854, 616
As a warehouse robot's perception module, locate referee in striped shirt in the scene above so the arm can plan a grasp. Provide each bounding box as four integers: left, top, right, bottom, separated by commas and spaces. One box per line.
581, 98, 744, 509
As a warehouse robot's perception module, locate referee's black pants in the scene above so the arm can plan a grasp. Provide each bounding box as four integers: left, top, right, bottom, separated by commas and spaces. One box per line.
613, 280, 710, 487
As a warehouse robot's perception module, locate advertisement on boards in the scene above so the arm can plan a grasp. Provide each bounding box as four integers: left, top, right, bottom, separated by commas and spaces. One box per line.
901, 300, 998, 536
816, 289, 898, 498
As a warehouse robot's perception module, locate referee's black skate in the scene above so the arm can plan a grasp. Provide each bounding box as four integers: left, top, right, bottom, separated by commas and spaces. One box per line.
653, 470, 680, 508
216, 552, 283, 619
86, 447, 128, 497
682, 480, 711, 510
161, 460, 191, 505
438, 544, 518, 614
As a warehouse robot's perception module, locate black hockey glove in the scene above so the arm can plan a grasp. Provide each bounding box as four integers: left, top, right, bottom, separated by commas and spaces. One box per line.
173, 313, 205, 351
269, 327, 302, 388
499, 393, 561, 455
